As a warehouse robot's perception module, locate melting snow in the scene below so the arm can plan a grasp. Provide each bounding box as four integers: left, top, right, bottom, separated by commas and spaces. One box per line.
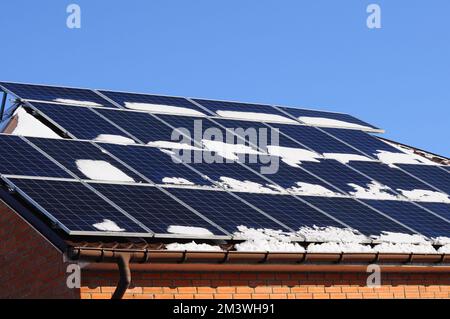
10, 107, 62, 139
167, 225, 214, 237
162, 177, 195, 186
323, 153, 374, 164
93, 219, 125, 232
217, 177, 279, 194
348, 181, 400, 200
438, 245, 450, 254
124, 102, 206, 117
165, 242, 223, 251
307, 242, 374, 253
375, 150, 437, 166
76, 159, 135, 182
233, 226, 305, 252
147, 140, 202, 151
374, 243, 437, 254
94, 134, 136, 145
298, 116, 374, 131
54, 98, 103, 107
371, 232, 429, 244
297, 226, 367, 243
434, 237, 450, 245
397, 189, 450, 203
216, 110, 298, 124
267, 146, 322, 167
202, 139, 264, 161
288, 182, 342, 197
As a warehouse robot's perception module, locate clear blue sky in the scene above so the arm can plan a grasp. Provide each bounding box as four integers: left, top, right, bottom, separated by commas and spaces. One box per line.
1, 1, 448, 156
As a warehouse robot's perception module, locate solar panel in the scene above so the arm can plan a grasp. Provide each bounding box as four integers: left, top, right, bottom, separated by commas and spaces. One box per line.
276, 106, 380, 131
303, 196, 413, 235
396, 164, 450, 194
6, 178, 147, 234
322, 128, 401, 157
0, 135, 71, 178
26, 138, 145, 182
299, 159, 378, 194
167, 188, 292, 233
348, 161, 442, 194
0, 82, 117, 108
192, 98, 296, 123
443, 166, 450, 173
89, 182, 227, 236
30, 102, 136, 141
362, 199, 450, 237
99, 90, 207, 115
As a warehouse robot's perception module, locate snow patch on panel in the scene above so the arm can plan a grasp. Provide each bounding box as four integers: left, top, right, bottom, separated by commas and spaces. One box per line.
298, 116, 373, 131
125, 102, 206, 117
375, 150, 437, 166
167, 225, 214, 237
54, 98, 103, 107
216, 110, 298, 124
76, 159, 135, 182
93, 219, 125, 232
202, 139, 264, 161
397, 189, 450, 203
217, 177, 279, 194
162, 177, 195, 186
322, 153, 374, 164
348, 181, 401, 200
94, 134, 136, 145
267, 146, 322, 167
288, 182, 342, 197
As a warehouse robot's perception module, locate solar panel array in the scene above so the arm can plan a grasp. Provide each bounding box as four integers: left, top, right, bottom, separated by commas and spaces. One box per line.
0, 81, 449, 240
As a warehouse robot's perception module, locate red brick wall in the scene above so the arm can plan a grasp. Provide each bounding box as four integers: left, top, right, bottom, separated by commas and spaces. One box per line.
0, 200, 78, 299
81, 270, 450, 299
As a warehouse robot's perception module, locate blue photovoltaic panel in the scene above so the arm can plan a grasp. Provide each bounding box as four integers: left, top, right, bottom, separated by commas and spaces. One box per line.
363, 199, 450, 237
31, 103, 136, 141
322, 128, 401, 157
99, 90, 207, 115
236, 193, 345, 230
90, 183, 226, 236
416, 202, 450, 221
0, 82, 117, 108
265, 123, 366, 155
100, 143, 211, 186
303, 196, 413, 235
443, 166, 450, 173
0, 135, 71, 178
299, 159, 382, 194
8, 178, 146, 234
276, 106, 380, 131
349, 161, 439, 193
26, 138, 144, 182
192, 98, 293, 120
167, 188, 291, 233
397, 164, 450, 195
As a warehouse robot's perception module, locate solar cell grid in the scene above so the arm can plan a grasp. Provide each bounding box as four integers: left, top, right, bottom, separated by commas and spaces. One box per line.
7, 178, 146, 234
416, 202, 450, 221
0, 135, 71, 178
0, 82, 116, 108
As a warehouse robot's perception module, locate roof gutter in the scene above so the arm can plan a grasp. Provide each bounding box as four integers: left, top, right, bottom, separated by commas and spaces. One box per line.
68, 247, 450, 273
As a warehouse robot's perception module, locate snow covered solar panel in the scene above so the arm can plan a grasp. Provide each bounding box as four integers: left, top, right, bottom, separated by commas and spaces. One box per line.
6, 178, 147, 235
322, 128, 401, 157
167, 188, 291, 233
303, 196, 413, 235
397, 164, 450, 194
192, 99, 296, 124
349, 161, 442, 194
0, 135, 71, 178
30, 103, 136, 141
90, 183, 226, 236
299, 159, 377, 194
99, 90, 207, 116
276, 106, 380, 131
26, 138, 144, 182
0, 82, 117, 108
362, 200, 450, 237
